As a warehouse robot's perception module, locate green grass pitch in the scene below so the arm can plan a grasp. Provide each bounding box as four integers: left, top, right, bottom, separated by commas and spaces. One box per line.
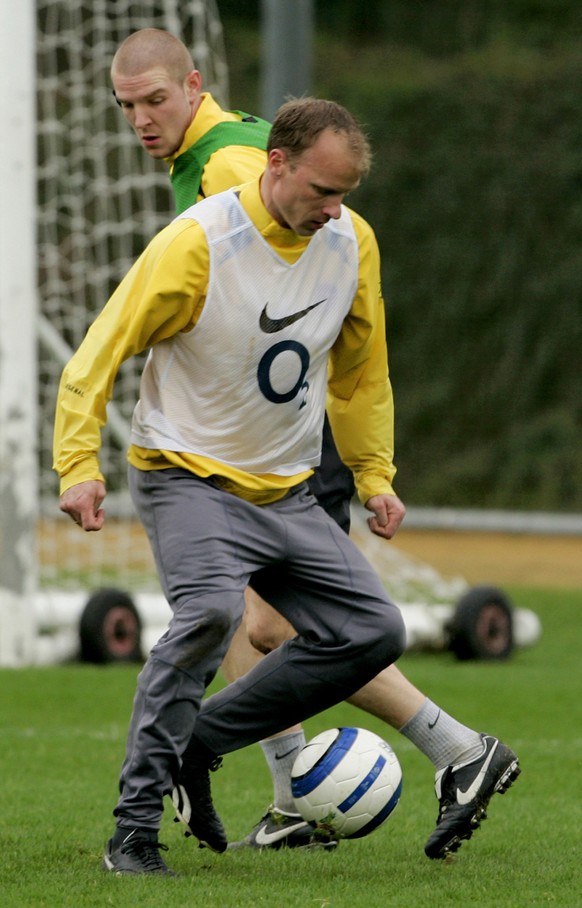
1, 586, 580, 907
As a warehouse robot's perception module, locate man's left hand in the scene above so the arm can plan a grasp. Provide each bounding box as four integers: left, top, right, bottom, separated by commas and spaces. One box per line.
365, 493, 406, 540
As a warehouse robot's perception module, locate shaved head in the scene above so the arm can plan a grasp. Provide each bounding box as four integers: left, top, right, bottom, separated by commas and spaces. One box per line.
111, 28, 194, 83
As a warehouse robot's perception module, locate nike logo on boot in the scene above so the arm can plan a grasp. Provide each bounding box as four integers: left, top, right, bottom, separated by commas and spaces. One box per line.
255, 821, 308, 847
456, 741, 499, 805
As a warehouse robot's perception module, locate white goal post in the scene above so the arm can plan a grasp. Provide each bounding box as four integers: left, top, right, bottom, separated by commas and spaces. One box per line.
0, 0, 228, 666
0, 4, 38, 666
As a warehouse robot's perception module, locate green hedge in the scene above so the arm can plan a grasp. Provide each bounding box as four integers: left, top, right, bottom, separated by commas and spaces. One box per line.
340, 45, 582, 509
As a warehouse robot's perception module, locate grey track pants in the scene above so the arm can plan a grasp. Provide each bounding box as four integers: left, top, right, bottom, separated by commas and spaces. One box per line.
114, 466, 405, 829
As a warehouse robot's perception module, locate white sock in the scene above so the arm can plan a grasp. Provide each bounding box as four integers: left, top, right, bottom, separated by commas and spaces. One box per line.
399, 698, 484, 770
260, 730, 306, 814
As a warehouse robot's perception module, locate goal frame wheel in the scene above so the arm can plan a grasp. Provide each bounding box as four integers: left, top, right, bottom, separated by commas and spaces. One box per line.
79, 588, 142, 664
447, 585, 514, 661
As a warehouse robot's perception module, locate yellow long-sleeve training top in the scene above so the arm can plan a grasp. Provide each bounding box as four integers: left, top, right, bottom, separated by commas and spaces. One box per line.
53, 178, 397, 506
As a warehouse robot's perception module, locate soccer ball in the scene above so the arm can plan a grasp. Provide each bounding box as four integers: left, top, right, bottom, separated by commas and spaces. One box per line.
291, 727, 402, 839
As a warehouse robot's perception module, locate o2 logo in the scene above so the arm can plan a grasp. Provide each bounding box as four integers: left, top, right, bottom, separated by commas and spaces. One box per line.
257, 340, 310, 410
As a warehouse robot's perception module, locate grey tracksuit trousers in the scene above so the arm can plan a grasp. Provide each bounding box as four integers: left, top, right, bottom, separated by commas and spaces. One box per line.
114, 466, 405, 828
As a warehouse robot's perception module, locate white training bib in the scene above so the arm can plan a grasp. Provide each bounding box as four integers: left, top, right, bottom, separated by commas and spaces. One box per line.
132, 190, 359, 474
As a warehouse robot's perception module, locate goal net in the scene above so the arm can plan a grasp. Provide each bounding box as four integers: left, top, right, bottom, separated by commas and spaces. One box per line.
37, 0, 228, 597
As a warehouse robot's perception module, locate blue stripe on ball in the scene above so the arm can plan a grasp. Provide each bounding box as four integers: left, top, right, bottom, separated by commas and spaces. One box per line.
337, 753, 386, 812
344, 776, 403, 839
291, 727, 358, 798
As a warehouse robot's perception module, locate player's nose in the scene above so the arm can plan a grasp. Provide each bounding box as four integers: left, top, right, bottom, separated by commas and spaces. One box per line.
322, 201, 342, 220
133, 105, 153, 128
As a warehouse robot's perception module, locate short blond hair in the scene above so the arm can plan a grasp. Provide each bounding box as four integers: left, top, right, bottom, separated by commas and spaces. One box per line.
268, 98, 371, 175
111, 28, 194, 84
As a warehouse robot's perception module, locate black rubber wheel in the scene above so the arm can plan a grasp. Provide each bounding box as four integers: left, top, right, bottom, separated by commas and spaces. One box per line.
448, 585, 514, 661
79, 588, 143, 664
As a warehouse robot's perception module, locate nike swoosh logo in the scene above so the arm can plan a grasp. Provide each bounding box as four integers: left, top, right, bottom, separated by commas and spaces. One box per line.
259, 299, 327, 333
255, 821, 308, 847
428, 710, 441, 729
275, 748, 298, 761
122, 828, 138, 845
456, 742, 498, 806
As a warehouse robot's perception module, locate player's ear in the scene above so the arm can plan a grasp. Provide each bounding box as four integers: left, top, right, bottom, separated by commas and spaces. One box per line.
268, 148, 288, 175
184, 69, 202, 99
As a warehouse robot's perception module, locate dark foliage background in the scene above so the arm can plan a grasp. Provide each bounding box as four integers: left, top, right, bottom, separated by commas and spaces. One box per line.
217, 1, 582, 510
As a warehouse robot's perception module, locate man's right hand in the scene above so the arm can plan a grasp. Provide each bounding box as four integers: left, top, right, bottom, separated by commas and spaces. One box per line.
59, 480, 106, 531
